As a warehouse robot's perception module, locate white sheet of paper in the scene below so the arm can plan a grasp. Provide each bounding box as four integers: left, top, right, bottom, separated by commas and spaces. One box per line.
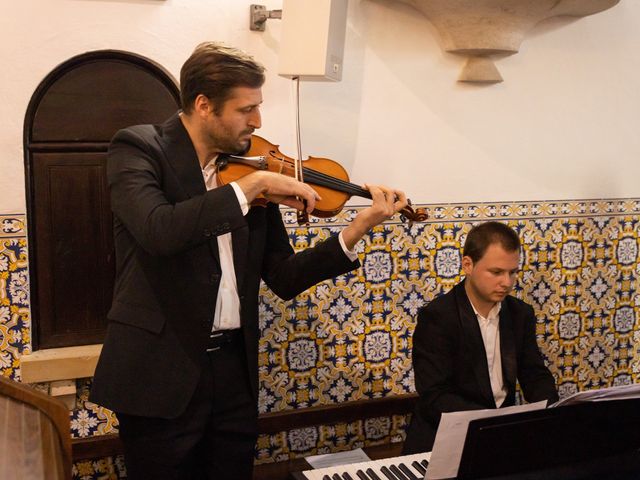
305, 448, 371, 469
551, 383, 640, 407
425, 401, 548, 480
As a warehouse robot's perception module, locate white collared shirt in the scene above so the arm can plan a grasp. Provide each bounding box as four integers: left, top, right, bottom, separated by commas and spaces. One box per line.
468, 300, 508, 407
201, 160, 357, 332
202, 161, 247, 331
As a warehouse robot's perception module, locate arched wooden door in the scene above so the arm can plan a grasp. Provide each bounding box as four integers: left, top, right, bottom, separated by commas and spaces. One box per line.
24, 50, 180, 349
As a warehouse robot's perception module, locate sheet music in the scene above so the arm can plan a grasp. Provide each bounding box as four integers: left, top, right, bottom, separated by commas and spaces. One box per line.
550, 383, 640, 407
425, 401, 548, 480
305, 448, 371, 469
301, 452, 431, 480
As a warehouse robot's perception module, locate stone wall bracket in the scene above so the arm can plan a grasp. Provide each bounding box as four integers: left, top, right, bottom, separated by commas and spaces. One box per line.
388, 0, 620, 83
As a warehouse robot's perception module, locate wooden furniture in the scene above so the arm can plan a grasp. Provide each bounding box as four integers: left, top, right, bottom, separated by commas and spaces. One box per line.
71, 393, 418, 480
0, 376, 72, 479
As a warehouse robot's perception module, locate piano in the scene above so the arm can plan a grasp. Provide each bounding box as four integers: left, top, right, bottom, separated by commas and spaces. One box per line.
292, 398, 640, 480
293, 452, 431, 480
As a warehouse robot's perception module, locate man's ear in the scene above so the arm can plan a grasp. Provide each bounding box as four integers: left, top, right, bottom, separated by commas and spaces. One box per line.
461, 256, 473, 276
193, 94, 213, 118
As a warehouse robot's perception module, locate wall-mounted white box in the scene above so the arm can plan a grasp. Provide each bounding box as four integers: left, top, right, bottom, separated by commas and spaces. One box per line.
278, 0, 348, 81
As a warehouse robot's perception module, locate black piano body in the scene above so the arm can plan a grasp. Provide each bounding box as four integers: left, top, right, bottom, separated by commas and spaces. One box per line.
457, 398, 640, 479
293, 398, 640, 480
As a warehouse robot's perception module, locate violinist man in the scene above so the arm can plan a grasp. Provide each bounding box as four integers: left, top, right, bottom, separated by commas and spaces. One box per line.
90, 42, 408, 479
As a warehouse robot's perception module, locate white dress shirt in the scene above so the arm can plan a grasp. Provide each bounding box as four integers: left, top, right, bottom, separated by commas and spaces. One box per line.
201, 160, 357, 332
468, 300, 508, 407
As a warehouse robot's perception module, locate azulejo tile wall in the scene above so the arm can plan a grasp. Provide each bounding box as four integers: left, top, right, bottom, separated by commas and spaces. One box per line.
2, 200, 640, 477
0, 214, 29, 381
254, 200, 640, 462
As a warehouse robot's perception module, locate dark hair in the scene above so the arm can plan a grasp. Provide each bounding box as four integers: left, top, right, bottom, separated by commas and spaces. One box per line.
463, 221, 521, 262
180, 42, 265, 114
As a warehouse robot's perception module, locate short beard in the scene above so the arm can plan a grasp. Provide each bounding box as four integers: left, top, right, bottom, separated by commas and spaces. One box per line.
234, 137, 252, 156
210, 131, 252, 156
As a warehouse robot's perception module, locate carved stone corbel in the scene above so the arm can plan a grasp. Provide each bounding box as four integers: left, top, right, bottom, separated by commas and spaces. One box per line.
390, 0, 620, 83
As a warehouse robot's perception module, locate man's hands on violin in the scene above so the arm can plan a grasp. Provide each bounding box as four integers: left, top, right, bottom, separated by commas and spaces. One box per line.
341, 184, 408, 251
235, 171, 320, 212
236, 173, 408, 249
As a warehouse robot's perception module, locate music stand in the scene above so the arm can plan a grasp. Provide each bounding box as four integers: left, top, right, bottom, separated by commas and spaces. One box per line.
455, 398, 640, 479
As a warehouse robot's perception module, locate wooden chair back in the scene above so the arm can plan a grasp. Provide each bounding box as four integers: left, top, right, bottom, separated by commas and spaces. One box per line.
0, 376, 71, 479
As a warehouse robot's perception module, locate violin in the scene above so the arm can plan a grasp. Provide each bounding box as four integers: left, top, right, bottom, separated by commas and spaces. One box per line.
215, 135, 428, 224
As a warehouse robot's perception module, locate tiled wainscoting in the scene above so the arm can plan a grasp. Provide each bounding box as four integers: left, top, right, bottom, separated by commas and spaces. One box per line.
1, 199, 639, 478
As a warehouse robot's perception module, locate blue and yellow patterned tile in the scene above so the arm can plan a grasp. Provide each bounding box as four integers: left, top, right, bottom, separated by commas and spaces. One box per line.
72, 379, 119, 439
72, 455, 126, 480
0, 214, 29, 381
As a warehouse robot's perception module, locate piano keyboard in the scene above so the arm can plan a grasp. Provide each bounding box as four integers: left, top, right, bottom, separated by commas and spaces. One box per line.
299, 452, 431, 480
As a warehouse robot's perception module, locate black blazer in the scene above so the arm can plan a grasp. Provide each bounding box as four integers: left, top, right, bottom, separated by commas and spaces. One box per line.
403, 281, 558, 454
90, 113, 359, 418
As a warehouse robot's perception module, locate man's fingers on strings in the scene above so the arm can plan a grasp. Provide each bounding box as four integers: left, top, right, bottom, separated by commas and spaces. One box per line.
392, 189, 408, 212
364, 184, 385, 203
372, 184, 400, 215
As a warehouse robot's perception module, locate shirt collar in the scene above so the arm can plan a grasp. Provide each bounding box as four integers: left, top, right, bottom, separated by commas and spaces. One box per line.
469, 299, 501, 324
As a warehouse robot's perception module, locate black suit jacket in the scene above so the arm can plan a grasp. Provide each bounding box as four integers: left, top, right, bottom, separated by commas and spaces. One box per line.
90, 113, 359, 418
403, 281, 558, 454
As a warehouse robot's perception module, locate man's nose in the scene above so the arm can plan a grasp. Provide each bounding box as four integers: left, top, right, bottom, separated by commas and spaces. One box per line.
501, 272, 514, 287
249, 109, 261, 129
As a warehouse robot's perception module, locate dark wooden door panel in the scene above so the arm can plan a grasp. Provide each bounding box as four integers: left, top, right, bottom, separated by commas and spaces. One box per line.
32, 153, 113, 348
31, 54, 179, 143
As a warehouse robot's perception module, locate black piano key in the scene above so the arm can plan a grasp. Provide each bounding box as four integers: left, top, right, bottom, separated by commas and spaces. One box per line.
356, 470, 371, 480
380, 466, 398, 480
420, 459, 430, 469
411, 460, 427, 475
343, 473, 355, 480
323, 476, 332, 480
398, 463, 420, 480
332, 474, 342, 480
389, 464, 409, 480
366, 468, 382, 480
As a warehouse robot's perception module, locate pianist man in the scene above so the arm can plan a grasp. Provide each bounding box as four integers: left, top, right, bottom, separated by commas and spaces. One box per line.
403, 221, 558, 454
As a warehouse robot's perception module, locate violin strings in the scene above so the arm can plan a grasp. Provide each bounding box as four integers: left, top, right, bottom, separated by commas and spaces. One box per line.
269, 153, 371, 199
301, 167, 371, 199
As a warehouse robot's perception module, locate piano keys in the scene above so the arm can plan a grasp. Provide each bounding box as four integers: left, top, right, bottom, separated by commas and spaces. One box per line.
297, 452, 431, 480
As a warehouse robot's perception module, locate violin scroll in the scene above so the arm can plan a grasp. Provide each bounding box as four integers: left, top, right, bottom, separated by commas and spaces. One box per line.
399, 200, 428, 226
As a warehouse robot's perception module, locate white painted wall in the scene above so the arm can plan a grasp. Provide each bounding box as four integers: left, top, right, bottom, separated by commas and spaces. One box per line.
1, 0, 637, 212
